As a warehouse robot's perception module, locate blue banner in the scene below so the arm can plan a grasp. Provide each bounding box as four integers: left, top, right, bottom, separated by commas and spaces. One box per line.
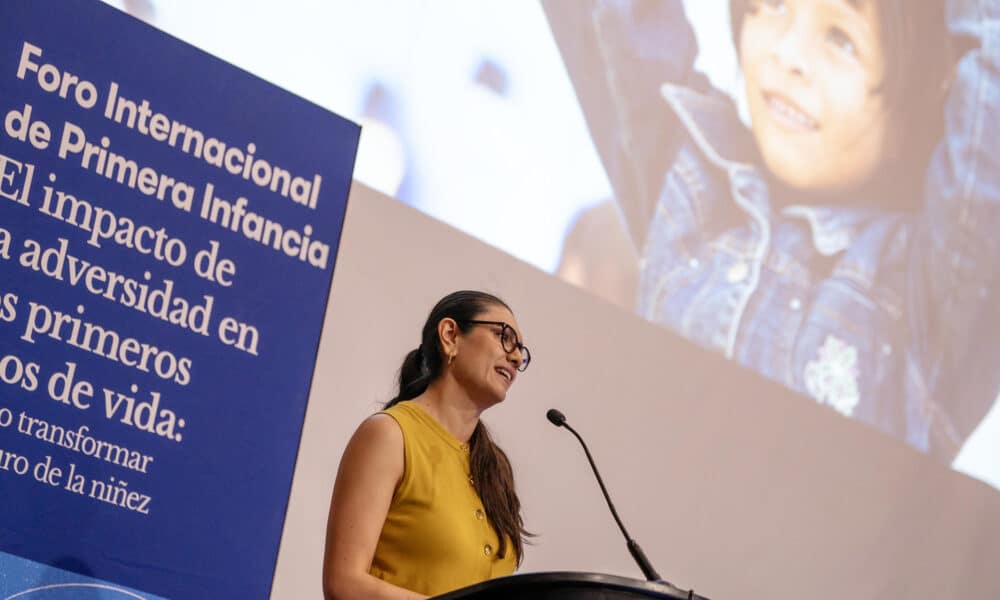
0, 1, 359, 597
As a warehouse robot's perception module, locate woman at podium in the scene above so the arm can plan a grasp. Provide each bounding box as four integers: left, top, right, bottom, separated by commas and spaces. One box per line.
323, 290, 532, 599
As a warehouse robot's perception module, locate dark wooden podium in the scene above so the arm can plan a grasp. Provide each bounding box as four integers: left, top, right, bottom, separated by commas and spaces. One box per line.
432, 572, 709, 599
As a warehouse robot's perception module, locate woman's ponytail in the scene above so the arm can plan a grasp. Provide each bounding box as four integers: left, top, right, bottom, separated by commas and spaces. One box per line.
387, 344, 432, 408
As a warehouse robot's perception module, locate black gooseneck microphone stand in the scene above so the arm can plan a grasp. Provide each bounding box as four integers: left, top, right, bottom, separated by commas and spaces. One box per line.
546, 408, 661, 581
546, 408, 708, 600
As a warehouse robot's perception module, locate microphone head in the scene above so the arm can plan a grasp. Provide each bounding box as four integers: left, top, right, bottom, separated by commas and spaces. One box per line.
546, 408, 567, 427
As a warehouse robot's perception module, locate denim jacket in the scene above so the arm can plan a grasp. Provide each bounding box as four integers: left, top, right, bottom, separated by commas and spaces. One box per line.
547, 0, 1000, 460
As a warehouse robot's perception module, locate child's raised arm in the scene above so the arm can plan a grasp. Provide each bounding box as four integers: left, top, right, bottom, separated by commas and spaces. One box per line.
914, 0, 1000, 456
543, 0, 708, 249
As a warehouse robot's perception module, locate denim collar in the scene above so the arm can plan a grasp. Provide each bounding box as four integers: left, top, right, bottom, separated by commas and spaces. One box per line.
660, 82, 758, 170
781, 205, 882, 256
661, 82, 879, 257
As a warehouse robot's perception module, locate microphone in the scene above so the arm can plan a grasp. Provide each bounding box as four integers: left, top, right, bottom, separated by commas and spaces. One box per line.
545, 407, 661, 582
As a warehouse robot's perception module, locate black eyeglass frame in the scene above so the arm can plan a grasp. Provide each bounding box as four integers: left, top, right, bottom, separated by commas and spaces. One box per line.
457, 319, 531, 371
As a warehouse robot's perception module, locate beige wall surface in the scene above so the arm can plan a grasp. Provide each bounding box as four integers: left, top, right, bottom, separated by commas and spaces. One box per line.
271, 183, 1000, 599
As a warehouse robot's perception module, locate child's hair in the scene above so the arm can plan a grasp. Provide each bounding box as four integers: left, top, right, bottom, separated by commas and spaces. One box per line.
729, 0, 954, 205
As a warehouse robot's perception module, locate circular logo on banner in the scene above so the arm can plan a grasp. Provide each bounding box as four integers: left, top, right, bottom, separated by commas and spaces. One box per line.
4, 583, 148, 600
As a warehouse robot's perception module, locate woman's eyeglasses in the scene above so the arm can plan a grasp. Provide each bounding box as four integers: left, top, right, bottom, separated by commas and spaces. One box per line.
458, 320, 531, 372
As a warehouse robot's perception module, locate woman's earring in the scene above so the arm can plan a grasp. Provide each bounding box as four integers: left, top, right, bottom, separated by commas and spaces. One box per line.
448, 352, 455, 366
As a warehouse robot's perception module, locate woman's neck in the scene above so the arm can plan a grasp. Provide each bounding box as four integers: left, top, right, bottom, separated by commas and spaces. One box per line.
413, 380, 483, 442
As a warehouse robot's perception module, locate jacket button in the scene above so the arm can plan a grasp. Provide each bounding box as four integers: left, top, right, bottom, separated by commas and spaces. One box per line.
726, 262, 750, 283
484, 544, 493, 557
475, 509, 485, 520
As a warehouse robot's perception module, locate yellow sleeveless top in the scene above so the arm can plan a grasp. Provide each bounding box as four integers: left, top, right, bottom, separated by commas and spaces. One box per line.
370, 401, 517, 596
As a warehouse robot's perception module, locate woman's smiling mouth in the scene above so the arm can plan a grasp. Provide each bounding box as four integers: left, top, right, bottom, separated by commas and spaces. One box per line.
495, 366, 514, 386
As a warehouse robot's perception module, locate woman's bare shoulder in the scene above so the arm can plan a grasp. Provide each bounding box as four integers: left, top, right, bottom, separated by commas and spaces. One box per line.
340, 412, 403, 466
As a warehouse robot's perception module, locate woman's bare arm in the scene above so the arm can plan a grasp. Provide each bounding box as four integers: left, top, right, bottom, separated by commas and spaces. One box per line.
322, 414, 427, 600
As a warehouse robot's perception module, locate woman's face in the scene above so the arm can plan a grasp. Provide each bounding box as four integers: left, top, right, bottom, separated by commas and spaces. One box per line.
739, 0, 891, 193
450, 304, 526, 405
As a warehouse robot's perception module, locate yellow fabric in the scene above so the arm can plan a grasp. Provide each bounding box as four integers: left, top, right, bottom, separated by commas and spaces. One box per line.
370, 401, 517, 596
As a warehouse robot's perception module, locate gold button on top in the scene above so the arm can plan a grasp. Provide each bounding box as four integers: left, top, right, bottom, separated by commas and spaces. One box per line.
475, 509, 485, 520
460, 442, 469, 452
483, 544, 493, 557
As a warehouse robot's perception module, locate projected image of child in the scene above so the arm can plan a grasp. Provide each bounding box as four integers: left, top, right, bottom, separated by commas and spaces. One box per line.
547, 0, 1000, 461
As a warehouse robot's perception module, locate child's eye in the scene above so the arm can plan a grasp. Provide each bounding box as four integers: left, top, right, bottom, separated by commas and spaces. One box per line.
827, 27, 858, 58
761, 0, 787, 13
747, 0, 786, 15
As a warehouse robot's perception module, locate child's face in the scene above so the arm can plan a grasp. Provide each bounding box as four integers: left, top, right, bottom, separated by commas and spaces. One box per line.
740, 0, 891, 194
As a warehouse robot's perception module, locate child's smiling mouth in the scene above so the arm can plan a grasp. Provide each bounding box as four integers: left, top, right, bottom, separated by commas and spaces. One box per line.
763, 91, 820, 132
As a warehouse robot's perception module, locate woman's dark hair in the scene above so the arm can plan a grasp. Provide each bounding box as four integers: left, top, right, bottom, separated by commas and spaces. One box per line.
385, 290, 531, 564
730, 0, 954, 205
